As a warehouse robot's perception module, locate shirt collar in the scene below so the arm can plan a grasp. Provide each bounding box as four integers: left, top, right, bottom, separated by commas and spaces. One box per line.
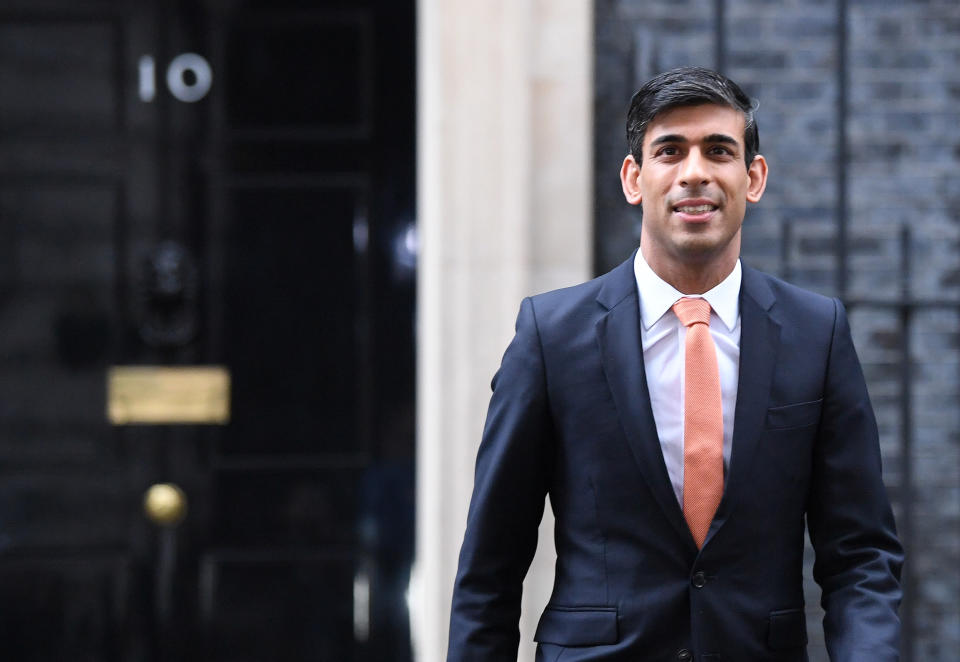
633, 251, 741, 332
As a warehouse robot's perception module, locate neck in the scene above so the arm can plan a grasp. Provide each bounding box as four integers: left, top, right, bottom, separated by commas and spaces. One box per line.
641, 246, 737, 295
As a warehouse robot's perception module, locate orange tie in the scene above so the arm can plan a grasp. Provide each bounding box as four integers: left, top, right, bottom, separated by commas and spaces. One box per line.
672, 297, 724, 549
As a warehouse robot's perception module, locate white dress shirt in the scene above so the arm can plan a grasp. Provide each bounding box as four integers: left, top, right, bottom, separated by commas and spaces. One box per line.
634, 251, 741, 506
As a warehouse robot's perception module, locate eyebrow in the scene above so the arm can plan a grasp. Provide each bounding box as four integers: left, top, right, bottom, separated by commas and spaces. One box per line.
649, 133, 740, 148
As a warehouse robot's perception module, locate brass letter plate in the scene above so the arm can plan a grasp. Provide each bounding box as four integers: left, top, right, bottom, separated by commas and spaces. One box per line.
108, 366, 230, 425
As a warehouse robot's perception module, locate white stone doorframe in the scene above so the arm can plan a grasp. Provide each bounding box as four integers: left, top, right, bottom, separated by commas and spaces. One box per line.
413, 2, 594, 661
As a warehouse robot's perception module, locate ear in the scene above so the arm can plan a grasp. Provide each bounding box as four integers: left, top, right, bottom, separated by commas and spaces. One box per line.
746, 154, 768, 203
620, 155, 643, 206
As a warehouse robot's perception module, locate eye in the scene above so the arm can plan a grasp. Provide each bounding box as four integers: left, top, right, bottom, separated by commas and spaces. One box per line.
708, 145, 734, 156
655, 146, 679, 157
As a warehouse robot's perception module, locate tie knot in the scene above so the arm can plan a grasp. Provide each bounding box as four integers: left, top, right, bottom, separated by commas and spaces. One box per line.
672, 297, 712, 327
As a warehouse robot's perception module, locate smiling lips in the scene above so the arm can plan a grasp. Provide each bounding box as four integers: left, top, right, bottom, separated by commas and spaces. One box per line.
672, 198, 719, 221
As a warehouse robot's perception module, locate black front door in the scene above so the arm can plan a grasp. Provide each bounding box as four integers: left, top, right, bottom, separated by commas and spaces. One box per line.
0, 1, 415, 660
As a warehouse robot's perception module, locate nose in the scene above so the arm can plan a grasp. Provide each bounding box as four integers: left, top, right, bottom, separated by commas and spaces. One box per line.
678, 148, 710, 187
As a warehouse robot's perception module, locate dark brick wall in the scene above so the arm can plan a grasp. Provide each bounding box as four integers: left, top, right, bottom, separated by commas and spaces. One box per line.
594, 1, 960, 659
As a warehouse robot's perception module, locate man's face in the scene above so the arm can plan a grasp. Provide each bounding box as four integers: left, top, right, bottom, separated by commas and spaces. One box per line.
621, 103, 767, 274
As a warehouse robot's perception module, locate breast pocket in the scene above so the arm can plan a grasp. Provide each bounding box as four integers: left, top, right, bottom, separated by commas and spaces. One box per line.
533, 605, 619, 646
765, 399, 823, 431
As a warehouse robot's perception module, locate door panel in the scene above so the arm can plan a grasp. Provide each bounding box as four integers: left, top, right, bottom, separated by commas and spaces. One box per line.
224, 13, 372, 135
201, 555, 356, 661
213, 470, 359, 547
0, 20, 121, 131
0, 475, 126, 547
220, 183, 364, 457
0, 556, 133, 660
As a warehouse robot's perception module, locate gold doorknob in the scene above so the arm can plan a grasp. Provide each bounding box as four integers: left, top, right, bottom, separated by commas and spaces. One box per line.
143, 483, 188, 527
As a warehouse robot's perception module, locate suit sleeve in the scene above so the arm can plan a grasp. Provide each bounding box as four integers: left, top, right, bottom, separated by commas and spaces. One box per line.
447, 297, 554, 661
807, 298, 904, 662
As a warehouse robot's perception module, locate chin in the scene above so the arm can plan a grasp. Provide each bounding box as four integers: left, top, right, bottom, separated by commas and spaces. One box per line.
674, 238, 724, 258
674, 228, 740, 258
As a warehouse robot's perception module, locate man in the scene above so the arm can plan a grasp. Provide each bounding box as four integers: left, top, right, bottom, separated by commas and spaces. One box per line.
447, 67, 903, 661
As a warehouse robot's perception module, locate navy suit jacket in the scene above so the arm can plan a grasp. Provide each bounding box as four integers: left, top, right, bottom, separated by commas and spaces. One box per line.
448, 254, 902, 662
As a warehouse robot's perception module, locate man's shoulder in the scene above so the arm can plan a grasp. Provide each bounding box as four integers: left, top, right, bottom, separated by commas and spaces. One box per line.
526, 257, 635, 325
528, 274, 606, 309
742, 264, 839, 321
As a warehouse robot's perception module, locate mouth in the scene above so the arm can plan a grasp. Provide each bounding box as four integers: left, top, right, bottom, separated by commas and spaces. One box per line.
673, 204, 717, 214
672, 200, 719, 222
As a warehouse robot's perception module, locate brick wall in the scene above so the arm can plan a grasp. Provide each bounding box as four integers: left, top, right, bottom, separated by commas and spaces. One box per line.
594, 0, 960, 659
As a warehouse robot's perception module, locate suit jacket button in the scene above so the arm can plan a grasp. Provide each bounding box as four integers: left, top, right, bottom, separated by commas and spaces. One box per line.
677, 649, 692, 661
692, 571, 707, 588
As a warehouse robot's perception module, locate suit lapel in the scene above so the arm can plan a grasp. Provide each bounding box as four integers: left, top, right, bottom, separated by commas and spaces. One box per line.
706, 265, 780, 545
595, 255, 692, 546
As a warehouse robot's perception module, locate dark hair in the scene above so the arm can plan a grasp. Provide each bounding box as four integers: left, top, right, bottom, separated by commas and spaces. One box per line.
626, 66, 759, 169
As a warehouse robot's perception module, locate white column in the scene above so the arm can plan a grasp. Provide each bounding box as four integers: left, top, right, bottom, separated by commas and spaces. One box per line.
413, 2, 593, 662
